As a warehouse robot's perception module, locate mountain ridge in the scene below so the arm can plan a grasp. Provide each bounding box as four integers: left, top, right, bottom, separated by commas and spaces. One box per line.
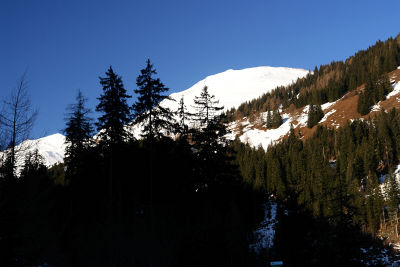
5, 65, 400, 168
1, 66, 309, 167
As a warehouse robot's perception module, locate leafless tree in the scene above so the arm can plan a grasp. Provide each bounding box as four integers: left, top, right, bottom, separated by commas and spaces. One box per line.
0, 72, 38, 176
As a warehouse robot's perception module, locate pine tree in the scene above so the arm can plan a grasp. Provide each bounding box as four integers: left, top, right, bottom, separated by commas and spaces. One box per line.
191, 87, 229, 186
132, 59, 175, 139
96, 66, 132, 145
271, 109, 283, 128
63, 90, 93, 177
192, 86, 223, 129
357, 77, 375, 116
365, 172, 383, 234
386, 174, 400, 238
266, 110, 272, 128
307, 104, 324, 128
176, 96, 190, 136
378, 74, 393, 101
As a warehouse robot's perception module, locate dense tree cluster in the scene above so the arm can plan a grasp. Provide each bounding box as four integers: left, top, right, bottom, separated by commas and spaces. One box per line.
307, 104, 324, 128
357, 74, 393, 115
232, 109, 400, 264
235, 109, 400, 236
266, 108, 283, 129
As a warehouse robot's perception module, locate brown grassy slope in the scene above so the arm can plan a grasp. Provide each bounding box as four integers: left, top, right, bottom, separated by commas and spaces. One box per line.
288, 68, 400, 141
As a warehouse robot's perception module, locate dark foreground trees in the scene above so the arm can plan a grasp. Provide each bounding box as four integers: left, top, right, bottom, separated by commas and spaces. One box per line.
54, 76, 261, 266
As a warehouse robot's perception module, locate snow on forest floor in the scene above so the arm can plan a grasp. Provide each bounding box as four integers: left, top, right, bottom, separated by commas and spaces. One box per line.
249, 200, 278, 254
360, 245, 400, 266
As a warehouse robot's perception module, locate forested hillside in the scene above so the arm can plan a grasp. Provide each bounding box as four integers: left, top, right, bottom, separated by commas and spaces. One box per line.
227, 34, 400, 120
233, 109, 400, 265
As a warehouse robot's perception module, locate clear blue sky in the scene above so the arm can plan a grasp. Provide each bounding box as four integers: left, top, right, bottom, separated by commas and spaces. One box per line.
1, 0, 399, 138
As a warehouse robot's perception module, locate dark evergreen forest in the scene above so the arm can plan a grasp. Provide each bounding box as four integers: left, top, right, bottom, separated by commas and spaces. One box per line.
233, 108, 400, 265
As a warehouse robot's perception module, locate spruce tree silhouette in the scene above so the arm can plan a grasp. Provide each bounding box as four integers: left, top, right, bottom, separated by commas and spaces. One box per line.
64, 90, 93, 178
132, 59, 175, 140
96, 66, 131, 145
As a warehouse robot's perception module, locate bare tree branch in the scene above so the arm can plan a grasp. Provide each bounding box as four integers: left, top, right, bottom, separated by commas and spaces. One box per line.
0, 72, 38, 176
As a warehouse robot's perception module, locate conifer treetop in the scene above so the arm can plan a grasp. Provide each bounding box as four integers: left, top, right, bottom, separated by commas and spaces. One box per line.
96, 66, 132, 144
132, 59, 175, 139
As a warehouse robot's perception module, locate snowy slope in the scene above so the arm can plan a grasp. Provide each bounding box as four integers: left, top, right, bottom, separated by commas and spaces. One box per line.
228, 100, 338, 150
161, 66, 309, 114
0, 133, 66, 169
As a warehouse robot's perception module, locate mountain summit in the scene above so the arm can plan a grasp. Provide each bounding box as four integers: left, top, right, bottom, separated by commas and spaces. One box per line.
161, 66, 309, 114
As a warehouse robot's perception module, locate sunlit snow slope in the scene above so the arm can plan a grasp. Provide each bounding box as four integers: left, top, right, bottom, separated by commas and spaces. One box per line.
161, 66, 309, 113
0, 133, 66, 169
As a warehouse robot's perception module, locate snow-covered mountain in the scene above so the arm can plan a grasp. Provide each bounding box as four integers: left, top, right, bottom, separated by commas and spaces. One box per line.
1, 66, 309, 168
161, 66, 309, 114
0, 133, 66, 169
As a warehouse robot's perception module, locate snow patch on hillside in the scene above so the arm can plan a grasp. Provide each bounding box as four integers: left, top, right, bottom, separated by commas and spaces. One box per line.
369, 82, 400, 113
371, 102, 381, 112
229, 100, 340, 150
387, 81, 400, 99
230, 105, 311, 150
321, 100, 337, 110
320, 109, 336, 123
249, 200, 278, 254
296, 105, 310, 127
238, 114, 292, 149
